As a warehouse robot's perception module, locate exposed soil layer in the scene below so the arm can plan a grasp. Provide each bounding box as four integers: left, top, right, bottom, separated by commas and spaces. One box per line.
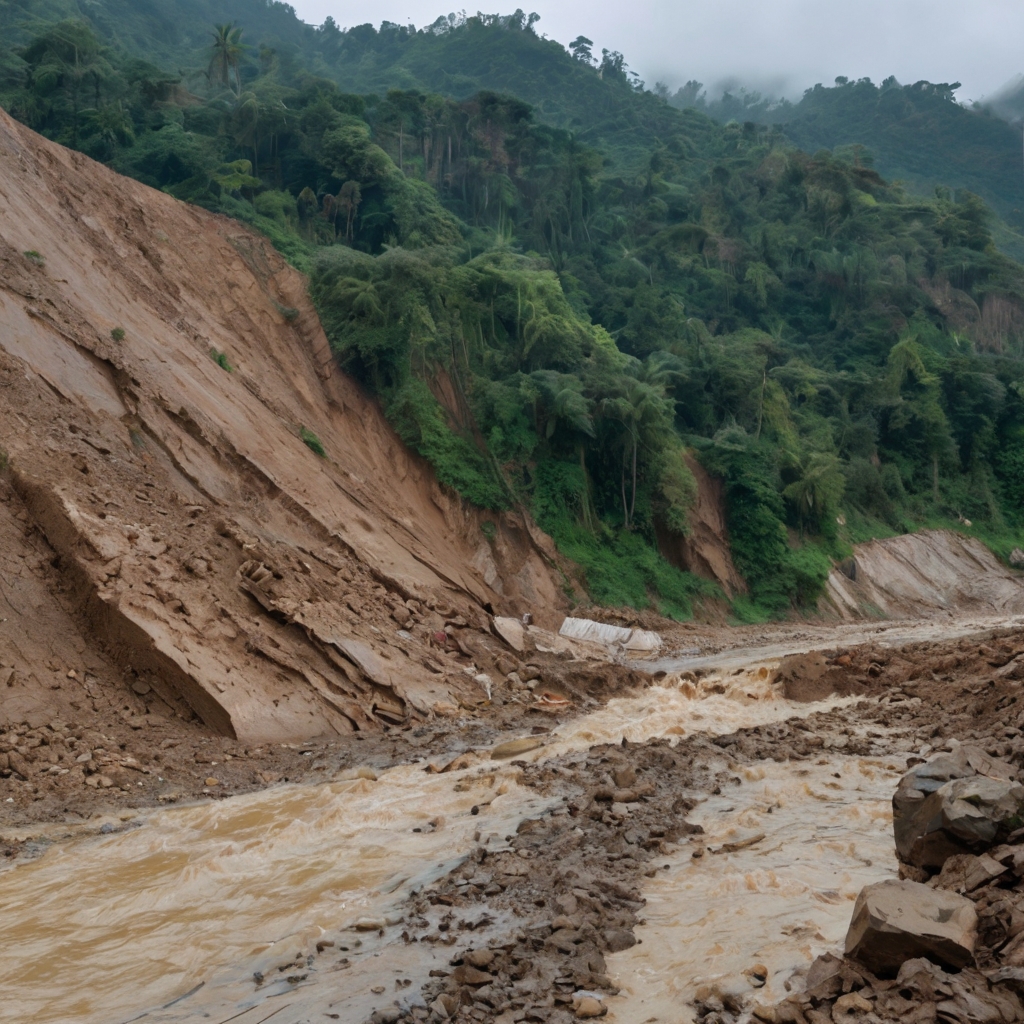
823, 530, 1024, 620
0, 104, 571, 755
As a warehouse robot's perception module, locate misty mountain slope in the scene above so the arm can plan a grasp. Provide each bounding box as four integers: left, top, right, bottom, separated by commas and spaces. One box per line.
0, 106, 567, 742
0, 0, 313, 68
694, 78, 1024, 258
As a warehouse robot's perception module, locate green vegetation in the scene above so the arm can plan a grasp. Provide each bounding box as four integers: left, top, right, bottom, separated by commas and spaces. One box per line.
300, 426, 325, 456
2, 6, 1023, 618
23, 249, 44, 265
209, 346, 232, 371
678, 77, 1024, 259
110, 326, 125, 341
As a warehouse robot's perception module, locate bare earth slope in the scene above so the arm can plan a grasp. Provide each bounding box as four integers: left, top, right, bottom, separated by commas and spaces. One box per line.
822, 529, 1024, 620
0, 108, 567, 743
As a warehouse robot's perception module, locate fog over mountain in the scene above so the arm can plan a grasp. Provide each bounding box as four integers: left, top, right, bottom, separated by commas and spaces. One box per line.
291, 0, 1024, 101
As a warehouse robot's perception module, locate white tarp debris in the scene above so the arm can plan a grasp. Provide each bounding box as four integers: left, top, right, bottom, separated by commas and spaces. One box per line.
558, 617, 662, 655
623, 629, 663, 653
558, 617, 632, 646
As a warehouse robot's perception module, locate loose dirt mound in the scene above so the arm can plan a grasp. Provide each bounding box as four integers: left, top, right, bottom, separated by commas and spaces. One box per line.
0, 107, 567, 744
823, 529, 1024, 620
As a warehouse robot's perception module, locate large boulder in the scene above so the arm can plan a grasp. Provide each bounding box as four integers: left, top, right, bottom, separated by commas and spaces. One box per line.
893, 746, 1023, 871
845, 879, 978, 975
1010, 548, 1024, 569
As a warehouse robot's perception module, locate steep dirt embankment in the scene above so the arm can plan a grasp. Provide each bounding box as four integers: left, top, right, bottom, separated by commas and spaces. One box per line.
822, 529, 1024, 620
657, 452, 745, 598
0, 108, 568, 743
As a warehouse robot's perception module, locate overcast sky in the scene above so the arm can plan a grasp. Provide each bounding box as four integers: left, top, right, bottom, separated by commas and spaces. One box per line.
288, 0, 1024, 102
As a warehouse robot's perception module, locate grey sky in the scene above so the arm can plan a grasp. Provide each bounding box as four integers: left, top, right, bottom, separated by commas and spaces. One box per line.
288, 0, 1023, 102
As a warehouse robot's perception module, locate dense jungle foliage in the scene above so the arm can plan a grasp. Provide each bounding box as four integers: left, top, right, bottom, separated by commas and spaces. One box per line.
673, 77, 1024, 259
2, 5, 1024, 620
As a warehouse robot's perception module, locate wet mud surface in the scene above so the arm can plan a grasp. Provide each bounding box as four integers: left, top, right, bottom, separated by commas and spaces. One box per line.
2, 622, 1024, 1024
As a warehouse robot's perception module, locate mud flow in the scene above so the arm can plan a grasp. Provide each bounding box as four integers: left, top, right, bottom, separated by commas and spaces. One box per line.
0, 657, 854, 1023
6, 621, 1024, 1024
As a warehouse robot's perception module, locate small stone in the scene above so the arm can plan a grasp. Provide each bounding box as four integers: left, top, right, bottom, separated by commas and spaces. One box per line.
354, 917, 385, 931
451, 964, 492, 985
573, 995, 606, 1018
744, 963, 768, 987
131, 681, 151, 695
465, 949, 496, 968
834, 993, 873, 1014
604, 928, 635, 952
491, 737, 545, 760
205, 777, 220, 787
370, 985, 385, 994
97, 775, 113, 788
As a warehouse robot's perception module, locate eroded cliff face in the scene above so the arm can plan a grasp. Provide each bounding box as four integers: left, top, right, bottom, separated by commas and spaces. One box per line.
657, 453, 745, 600
0, 108, 567, 743
823, 529, 1024, 620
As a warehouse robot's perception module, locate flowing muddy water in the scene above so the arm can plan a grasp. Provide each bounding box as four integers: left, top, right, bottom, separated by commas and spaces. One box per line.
607, 752, 903, 1022
1, 657, 902, 1024
649, 612, 1024, 675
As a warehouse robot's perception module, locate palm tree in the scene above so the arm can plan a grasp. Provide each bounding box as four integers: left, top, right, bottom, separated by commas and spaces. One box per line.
232, 91, 260, 175
600, 378, 671, 530
209, 24, 244, 96
337, 181, 362, 242
783, 453, 845, 534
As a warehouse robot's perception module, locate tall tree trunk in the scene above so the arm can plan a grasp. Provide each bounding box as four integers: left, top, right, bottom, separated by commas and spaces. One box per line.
630, 436, 637, 528
621, 460, 629, 530
756, 369, 767, 438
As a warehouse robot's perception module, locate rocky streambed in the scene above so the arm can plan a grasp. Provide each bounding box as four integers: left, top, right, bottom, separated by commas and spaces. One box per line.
3, 623, 1024, 1024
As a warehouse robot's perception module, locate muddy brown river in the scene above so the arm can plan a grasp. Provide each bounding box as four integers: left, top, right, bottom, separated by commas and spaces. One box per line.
4, 614, 1021, 1024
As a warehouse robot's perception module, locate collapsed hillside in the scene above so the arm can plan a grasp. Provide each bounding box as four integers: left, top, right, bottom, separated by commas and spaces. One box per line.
0, 106, 569, 746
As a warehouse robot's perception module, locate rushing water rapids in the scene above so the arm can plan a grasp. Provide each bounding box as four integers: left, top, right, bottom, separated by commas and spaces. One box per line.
7, 612, 1011, 1024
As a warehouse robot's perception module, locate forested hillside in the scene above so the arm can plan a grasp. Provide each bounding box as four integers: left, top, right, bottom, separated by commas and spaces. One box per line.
680, 77, 1024, 258
2, 5, 1023, 620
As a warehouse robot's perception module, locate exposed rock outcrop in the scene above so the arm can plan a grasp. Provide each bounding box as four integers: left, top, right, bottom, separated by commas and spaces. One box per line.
657, 453, 745, 598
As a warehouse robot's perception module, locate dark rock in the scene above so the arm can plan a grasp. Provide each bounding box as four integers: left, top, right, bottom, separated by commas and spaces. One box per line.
604, 928, 636, 952
893, 746, 1022, 871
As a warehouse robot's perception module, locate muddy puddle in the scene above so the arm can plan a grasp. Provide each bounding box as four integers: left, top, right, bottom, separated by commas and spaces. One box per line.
1, 664, 878, 1024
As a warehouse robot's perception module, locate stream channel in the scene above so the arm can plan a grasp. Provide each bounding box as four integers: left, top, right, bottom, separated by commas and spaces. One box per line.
3, 614, 1020, 1024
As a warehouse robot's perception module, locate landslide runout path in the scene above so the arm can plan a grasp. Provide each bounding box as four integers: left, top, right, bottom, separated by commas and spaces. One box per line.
31, 623, 1013, 1024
